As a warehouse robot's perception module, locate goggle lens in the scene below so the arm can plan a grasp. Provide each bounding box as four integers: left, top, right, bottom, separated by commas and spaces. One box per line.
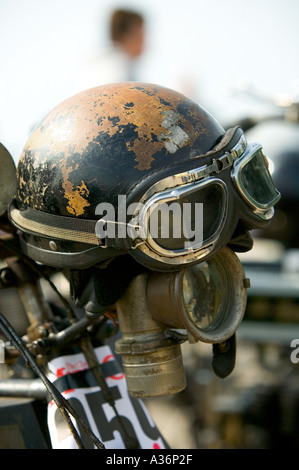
234, 147, 280, 212
146, 181, 226, 253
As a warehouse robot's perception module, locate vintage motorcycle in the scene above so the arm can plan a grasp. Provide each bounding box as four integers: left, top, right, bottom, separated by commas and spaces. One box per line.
0, 143, 246, 450
0, 82, 281, 449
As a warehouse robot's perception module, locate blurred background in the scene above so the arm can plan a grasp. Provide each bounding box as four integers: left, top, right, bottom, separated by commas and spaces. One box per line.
1, 0, 299, 449
1, 0, 299, 161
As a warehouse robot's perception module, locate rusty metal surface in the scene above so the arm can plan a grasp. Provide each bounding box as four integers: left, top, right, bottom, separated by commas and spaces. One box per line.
16, 82, 224, 218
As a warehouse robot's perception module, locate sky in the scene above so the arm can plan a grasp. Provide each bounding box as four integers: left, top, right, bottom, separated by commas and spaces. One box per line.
1, 0, 299, 162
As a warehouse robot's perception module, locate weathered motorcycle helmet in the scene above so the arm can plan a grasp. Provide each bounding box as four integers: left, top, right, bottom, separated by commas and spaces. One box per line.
9, 82, 280, 272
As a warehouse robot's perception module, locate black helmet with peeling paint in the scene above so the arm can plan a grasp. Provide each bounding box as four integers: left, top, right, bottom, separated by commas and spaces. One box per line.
9, 82, 267, 271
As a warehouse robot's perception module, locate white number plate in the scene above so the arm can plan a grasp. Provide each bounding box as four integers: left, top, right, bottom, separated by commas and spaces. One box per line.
47, 345, 167, 449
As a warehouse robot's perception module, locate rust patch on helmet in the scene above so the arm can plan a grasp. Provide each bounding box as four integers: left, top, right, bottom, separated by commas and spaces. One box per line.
91, 83, 197, 170
23, 83, 199, 172
60, 162, 90, 216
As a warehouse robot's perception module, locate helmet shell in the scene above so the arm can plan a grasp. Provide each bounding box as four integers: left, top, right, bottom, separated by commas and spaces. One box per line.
16, 82, 225, 219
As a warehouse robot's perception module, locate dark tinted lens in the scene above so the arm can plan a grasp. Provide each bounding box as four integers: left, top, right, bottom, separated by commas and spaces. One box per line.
148, 183, 225, 251
240, 150, 280, 207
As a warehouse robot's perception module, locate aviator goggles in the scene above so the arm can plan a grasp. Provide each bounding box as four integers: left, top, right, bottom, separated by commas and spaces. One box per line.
121, 127, 281, 268
9, 128, 280, 270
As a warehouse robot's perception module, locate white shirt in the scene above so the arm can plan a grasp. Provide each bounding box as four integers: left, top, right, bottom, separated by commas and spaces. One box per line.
73, 44, 137, 94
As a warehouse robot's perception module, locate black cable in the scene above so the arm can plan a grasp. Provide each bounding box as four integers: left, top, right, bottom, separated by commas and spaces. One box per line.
80, 336, 140, 449
0, 310, 105, 449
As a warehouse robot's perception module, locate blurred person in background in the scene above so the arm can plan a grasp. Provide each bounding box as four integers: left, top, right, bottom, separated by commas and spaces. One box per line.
74, 8, 146, 91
